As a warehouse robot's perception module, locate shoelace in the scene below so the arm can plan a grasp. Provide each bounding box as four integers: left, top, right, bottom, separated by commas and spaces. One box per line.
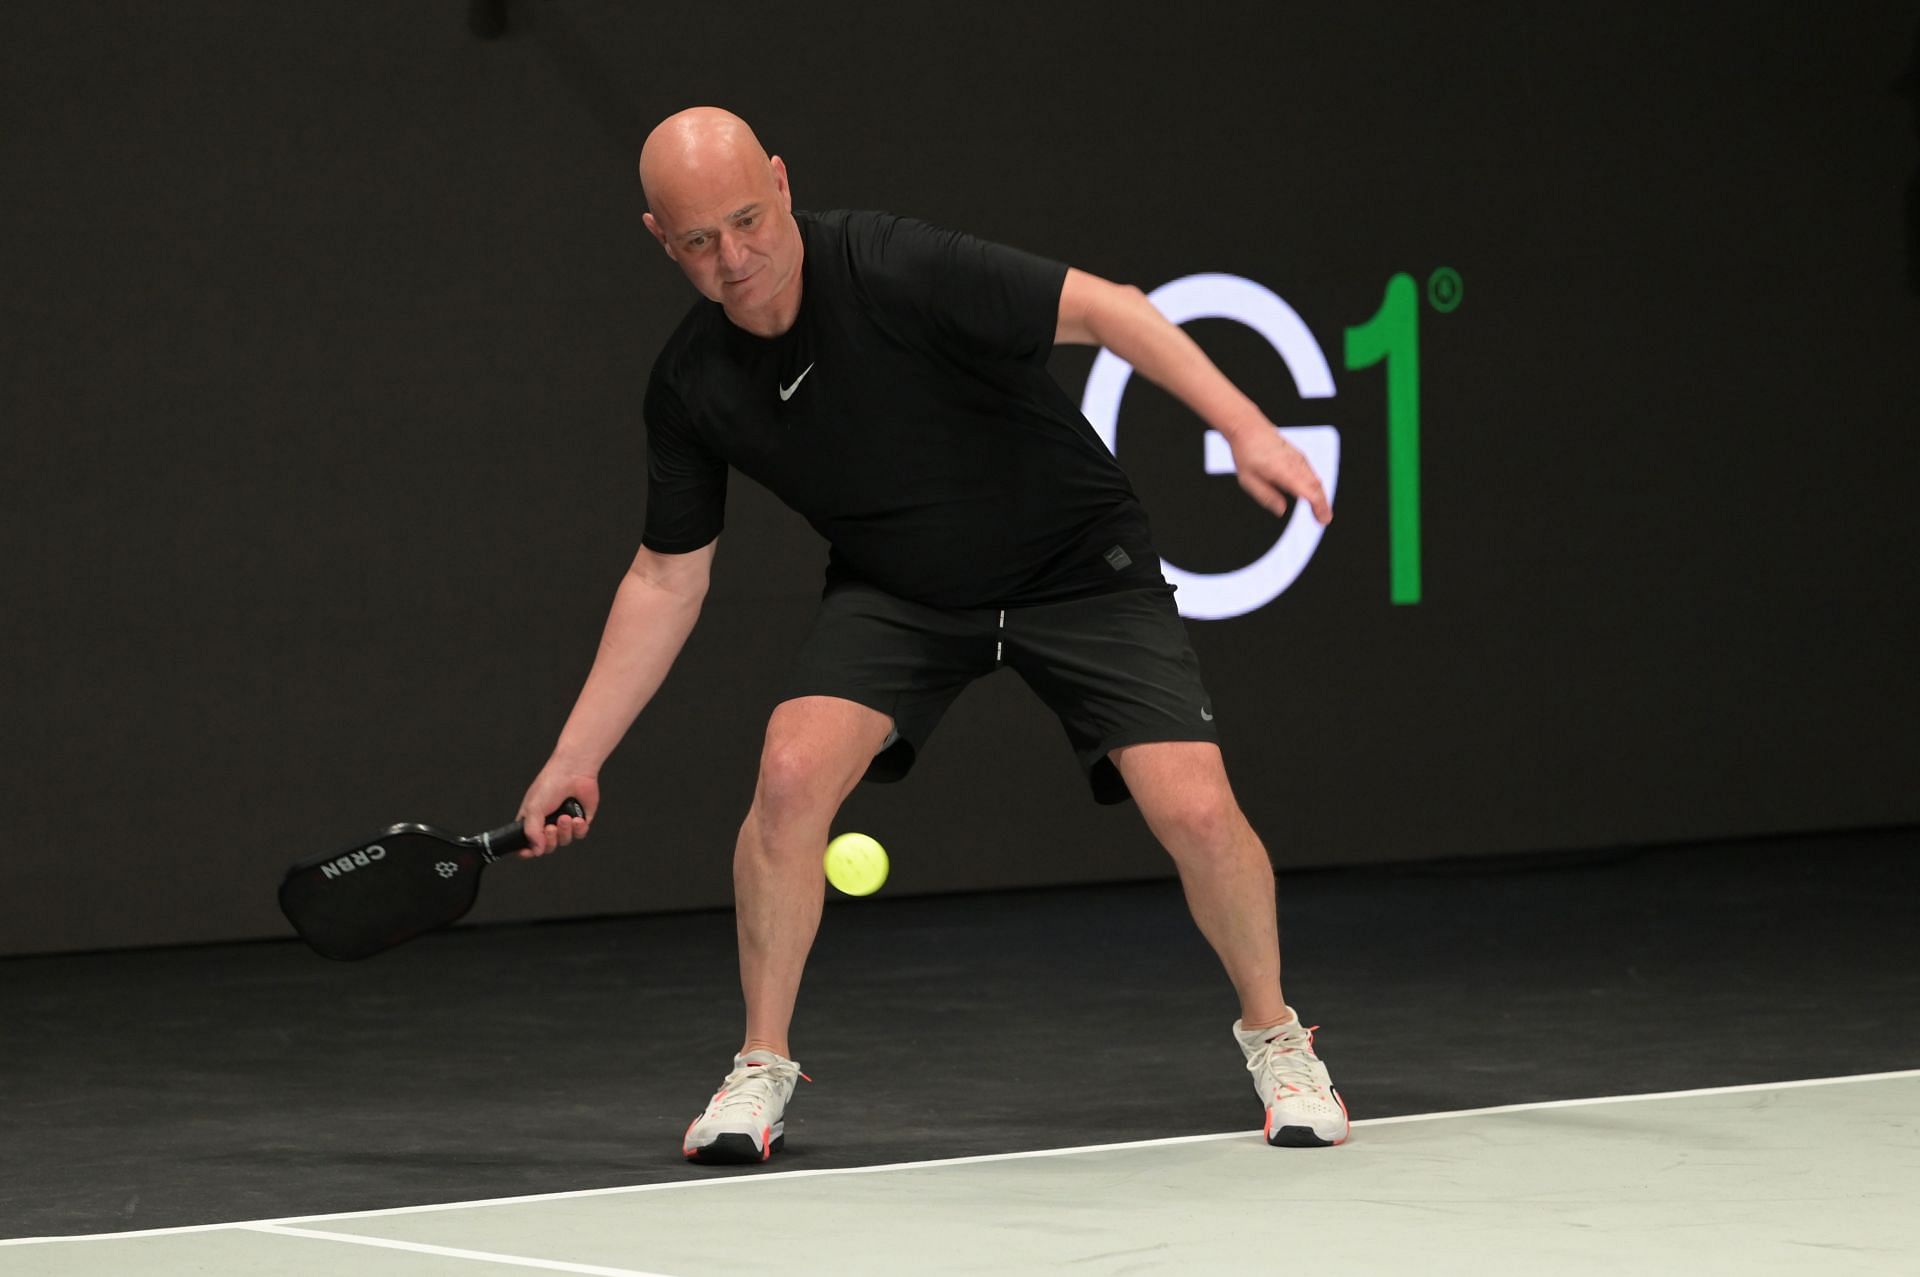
1246, 1024, 1324, 1095
705, 1060, 809, 1119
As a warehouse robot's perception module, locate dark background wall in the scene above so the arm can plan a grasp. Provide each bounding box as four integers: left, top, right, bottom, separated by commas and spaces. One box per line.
4, 2, 1916, 955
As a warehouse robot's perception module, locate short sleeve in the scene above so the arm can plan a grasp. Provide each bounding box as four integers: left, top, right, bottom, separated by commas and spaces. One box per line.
641, 373, 727, 554
851, 214, 1069, 365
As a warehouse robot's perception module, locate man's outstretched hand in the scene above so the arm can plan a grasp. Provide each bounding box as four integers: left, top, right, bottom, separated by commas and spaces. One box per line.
1229, 428, 1333, 526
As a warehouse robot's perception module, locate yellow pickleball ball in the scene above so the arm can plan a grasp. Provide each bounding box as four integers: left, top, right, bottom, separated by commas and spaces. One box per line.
823, 832, 889, 897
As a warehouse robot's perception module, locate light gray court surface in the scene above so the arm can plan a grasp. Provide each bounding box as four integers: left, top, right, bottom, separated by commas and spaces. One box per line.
9, 1073, 1916, 1276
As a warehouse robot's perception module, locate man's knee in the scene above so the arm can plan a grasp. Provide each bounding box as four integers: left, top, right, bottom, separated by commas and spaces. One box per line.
1150, 786, 1245, 854
755, 736, 836, 815
1116, 742, 1248, 854
752, 697, 890, 817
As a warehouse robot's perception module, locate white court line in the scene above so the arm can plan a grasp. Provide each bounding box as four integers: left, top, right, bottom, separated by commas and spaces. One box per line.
8, 1067, 1917, 1247
242, 1224, 678, 1277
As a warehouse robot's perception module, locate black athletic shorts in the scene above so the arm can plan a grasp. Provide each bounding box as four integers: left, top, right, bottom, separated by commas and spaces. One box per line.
780, 581, 1219, 805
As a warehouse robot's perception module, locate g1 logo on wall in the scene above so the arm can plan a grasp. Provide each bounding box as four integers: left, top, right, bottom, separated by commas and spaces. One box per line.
1081, 270, 1459, 620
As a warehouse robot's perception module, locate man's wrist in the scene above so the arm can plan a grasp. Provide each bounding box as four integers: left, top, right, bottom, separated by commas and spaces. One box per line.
548, 743, 605, 776
1211, 407, 1277, 448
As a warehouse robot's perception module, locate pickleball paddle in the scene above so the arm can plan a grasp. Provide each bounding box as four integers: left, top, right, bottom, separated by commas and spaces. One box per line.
278, 800, 586, 960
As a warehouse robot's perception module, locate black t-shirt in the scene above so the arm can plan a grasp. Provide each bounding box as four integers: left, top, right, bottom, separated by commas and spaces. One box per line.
641, 209, 1162, 609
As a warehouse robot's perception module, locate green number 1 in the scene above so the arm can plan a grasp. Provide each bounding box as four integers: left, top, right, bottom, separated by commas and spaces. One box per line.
1343, 274, 1422, 605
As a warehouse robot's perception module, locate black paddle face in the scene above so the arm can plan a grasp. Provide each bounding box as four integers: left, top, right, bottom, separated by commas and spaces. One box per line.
279, 800, 582, 960
278, 826, 485, 961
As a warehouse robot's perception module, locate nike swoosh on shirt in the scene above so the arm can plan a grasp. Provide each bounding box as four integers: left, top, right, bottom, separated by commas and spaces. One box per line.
778, 363, 814, 401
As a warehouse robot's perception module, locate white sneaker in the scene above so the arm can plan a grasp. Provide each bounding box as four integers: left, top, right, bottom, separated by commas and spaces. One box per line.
1234, 1012, 1349, 1147
682, 1049, 807, 1164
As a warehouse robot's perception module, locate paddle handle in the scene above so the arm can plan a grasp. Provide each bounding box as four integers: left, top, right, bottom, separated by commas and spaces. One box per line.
477, 799, 587, 860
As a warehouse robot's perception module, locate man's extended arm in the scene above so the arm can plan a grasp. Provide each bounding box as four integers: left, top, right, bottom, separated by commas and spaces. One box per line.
516, 540, 716, 853
1055, 268, 1332, 526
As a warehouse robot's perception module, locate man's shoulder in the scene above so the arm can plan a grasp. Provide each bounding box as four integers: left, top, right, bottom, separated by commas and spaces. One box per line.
649, 297, 730, 385
806, 209, 965, 315
801, 208, 893, 240
813, 209, 1051, 287
802, 208, 938, 270
644, 300, 733, 435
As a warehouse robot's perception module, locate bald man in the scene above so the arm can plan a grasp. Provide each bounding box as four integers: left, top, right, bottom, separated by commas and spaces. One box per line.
516, 107, 1347, 1164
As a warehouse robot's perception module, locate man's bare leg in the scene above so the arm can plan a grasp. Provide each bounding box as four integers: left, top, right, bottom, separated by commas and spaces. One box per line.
1111, 740, 1291, 1030
734, 695, 893, 1058
1113, 738, 1345, 1147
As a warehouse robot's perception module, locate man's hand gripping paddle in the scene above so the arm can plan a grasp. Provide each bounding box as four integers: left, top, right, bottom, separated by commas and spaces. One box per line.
278, 800, 586, 960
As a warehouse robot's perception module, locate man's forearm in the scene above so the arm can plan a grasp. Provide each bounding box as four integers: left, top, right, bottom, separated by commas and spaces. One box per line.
1078, 281, 1274, 446
548, 569, 705, 773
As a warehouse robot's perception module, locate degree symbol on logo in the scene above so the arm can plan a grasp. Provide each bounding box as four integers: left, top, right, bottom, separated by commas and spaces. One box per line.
1079, 273, 1341, 621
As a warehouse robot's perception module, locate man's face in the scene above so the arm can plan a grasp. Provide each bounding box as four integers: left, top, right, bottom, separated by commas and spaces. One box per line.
645, 155, 800, 319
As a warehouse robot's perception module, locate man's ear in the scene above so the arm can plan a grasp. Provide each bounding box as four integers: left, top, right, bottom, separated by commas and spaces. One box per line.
643, 211, 676, 260
771, 156, 792, 212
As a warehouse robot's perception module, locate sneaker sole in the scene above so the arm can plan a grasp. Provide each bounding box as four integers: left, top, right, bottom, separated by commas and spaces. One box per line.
685, 1128, 784, 1165
1267, 1124, 1341, 1148
1263, 1085, 1349, 1148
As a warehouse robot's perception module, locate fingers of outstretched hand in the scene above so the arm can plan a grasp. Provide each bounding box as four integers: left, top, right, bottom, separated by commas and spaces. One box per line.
1274, 445, 1334, 525
1237, 471, 1291, 519
1299, 476, 1333, 525
1240, 441, 1333, 526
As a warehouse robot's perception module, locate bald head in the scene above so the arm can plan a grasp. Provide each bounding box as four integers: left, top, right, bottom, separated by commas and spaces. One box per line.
639, 107, 804, 336
639, 107, 772, 218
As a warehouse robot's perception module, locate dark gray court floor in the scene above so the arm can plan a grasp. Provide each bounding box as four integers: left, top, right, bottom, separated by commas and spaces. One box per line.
4, 825, 1917, 1239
